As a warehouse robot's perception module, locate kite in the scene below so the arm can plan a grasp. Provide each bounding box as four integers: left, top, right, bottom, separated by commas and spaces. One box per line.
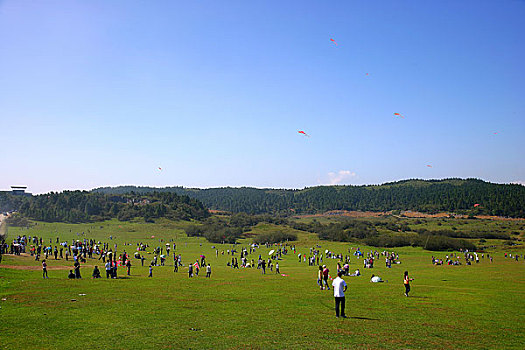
330, 38, 337, 46
394, 113, 405, 119
366, 73, 369, 76
298, 130, 310, 137
158, 167, 162, 171
474, 203, 480, 207
493, 132, 498, 135
426, 165, 432, 168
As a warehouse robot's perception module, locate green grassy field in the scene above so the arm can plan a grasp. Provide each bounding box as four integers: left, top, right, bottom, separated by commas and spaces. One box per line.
1, 218, 524, 349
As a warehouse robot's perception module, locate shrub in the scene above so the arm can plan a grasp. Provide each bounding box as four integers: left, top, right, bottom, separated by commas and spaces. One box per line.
5, 213, 30, 227
253, 231, 297, 244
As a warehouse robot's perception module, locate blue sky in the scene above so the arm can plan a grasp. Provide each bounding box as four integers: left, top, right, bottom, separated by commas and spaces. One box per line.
1, 0, 524, 194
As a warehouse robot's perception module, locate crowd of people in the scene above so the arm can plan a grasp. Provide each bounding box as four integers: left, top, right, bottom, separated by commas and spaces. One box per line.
5, 231, 524, 320
3, 233, 297, 282
432, 251, 495, 265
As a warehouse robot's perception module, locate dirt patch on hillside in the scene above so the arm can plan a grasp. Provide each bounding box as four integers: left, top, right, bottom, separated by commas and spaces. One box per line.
295, 210, 525, 221
209, 209, 228, 214
296, 210, 386, 218
473, 215, 525, 221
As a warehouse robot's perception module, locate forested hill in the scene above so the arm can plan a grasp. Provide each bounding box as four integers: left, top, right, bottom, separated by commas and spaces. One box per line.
2, 191, 210, 223
93, 179, 525, 218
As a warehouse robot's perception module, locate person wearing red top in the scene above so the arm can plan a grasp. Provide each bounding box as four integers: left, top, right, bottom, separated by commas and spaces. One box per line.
322, 265, 330, 290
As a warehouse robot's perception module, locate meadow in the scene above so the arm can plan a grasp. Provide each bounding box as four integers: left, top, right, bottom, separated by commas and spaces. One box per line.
1, 218, 524, 349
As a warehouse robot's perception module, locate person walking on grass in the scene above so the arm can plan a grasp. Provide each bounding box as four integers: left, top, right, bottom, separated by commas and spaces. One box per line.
149, 264, 153, 278
206, 263, 211, 278
332, 271, 347, 318
404, 270, 414, 297
42, 260, 48, 279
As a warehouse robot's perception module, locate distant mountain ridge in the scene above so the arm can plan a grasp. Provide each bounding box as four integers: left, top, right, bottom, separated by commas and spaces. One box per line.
92, 178, 525, 218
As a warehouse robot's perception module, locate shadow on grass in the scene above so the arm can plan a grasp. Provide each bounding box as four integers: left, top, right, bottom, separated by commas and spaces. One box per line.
348, 316, 378, 320
408, 296, 429, 299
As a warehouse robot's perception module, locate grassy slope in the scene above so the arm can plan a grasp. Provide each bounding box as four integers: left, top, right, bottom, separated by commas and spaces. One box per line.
1, 218, 524, 349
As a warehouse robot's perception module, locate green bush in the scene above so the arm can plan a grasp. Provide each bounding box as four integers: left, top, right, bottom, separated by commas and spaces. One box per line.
253, 231, 297, 244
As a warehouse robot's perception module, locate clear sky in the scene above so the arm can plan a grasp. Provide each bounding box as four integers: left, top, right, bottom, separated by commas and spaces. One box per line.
1, 0, 524, 194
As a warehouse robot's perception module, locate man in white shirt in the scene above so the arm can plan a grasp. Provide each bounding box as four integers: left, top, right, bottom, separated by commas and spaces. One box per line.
105, 261, 111, 279
332, 271, 348, 318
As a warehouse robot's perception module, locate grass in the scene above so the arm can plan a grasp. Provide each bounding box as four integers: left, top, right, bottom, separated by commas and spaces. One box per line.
1, 217, 524, 349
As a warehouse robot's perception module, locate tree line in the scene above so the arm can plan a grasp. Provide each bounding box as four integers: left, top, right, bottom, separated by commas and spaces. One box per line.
2, 191, 210, 223
93, 178, 525, 218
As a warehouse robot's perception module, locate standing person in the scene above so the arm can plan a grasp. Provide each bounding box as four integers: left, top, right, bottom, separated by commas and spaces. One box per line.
42, 260, 48, 279
126, 259, 131, 276
404, 271, 414, 297
149, 264, 153, 278
188, 263, 193, 278
275, 262, 280, 274
322, 265, 330, 290
317, 266, 324, 290
105, 261, 112, 279
261, 259, 266, 274
206, 263, 211, 278
332, 271, 347, 318
74, 261, 81, 279
111, 260, 117, 279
